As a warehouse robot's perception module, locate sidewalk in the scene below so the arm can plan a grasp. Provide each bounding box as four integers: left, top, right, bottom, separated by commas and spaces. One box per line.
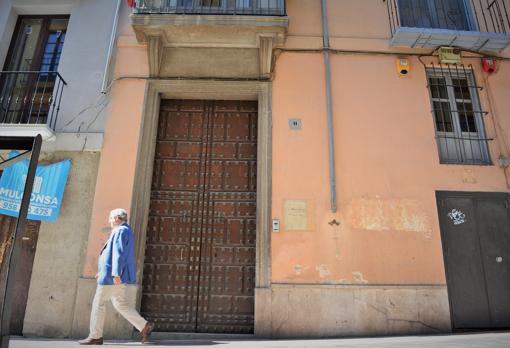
9, 332, 510, 348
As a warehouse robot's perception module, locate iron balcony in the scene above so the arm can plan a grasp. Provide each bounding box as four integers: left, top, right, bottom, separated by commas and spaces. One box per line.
0, 71, 66, 134
386, 0, 510, 52
134, 0, 285, 16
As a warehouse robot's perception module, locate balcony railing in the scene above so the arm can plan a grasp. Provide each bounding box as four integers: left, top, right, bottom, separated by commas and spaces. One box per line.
134, 0, 285, 16
386, 0, 510, 52
0, 71, 66, 132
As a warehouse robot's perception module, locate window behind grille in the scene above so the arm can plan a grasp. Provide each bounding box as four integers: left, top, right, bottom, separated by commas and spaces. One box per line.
426, 65, 491, 165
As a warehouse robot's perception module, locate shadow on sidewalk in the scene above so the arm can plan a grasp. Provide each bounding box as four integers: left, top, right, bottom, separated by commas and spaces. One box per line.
107, 340, 225, 346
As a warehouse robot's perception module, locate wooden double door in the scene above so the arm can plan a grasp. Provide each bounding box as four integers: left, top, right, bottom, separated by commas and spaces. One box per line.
437, 191, 510, 330
141, 100, 257, 333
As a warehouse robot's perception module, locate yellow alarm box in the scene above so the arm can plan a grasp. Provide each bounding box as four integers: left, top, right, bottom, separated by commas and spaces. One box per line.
396, 58, 410, 76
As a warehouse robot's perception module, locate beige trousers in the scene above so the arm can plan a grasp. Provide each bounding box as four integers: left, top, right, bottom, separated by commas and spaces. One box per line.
89, 284, 147, 339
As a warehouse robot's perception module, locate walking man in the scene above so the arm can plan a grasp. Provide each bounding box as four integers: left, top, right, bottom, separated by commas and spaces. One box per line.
79, 208, 154, 345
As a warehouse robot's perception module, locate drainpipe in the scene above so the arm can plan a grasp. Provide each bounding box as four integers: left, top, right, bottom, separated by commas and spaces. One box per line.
321, 0, 337, 213
101, 0, 122, 94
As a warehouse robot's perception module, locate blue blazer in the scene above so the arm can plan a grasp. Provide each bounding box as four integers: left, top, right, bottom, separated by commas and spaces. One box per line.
97, 223, 137, 285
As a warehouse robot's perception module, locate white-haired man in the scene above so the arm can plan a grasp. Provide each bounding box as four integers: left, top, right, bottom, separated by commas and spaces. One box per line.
79, 208, 154, 345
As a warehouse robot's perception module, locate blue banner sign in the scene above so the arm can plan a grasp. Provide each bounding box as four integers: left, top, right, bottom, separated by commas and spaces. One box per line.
0, 151, 71, 221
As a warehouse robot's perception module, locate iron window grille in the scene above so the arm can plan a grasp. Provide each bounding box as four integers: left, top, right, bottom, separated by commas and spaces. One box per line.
426, 64, 491, 165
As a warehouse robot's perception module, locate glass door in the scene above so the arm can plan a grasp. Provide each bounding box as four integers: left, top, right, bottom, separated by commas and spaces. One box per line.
1, 16, 68, 125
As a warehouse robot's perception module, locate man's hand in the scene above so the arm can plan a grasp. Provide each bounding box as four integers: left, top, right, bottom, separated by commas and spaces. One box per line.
113, 276, 122, 285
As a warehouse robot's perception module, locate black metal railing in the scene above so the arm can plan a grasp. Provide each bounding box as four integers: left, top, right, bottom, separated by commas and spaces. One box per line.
387, 0, 510, 35
0, 71, 66, 131
134, 0, 285, 16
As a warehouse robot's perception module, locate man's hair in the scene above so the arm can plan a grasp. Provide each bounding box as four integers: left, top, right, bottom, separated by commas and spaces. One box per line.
109, 208, 128, 223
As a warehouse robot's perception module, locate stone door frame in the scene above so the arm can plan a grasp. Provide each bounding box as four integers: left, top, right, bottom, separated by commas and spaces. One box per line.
129, 79, 272, 333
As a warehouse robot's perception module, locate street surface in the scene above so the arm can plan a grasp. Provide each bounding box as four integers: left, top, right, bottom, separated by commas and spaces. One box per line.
9, 331, 510, 347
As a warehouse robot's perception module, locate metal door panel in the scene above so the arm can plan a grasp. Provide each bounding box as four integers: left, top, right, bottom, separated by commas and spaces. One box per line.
437, 194, 491, 328
437, 191, 510, 330
476, 196, 510, 327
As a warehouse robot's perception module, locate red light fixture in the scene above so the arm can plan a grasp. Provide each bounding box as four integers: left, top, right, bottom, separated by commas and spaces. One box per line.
127, 0, 135, 7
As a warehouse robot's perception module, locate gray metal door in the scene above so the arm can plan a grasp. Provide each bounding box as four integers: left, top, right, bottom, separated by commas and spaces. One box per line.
437, 191, 510, 330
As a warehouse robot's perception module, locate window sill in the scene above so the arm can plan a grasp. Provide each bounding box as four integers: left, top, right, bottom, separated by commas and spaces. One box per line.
0, 124, 55, 141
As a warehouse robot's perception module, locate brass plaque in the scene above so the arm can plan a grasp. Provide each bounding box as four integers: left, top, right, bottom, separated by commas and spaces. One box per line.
284, 200, 308, 231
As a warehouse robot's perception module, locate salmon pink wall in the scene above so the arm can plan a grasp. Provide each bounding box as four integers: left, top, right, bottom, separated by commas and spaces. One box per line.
81, 30, 149, 277
82, 79, 147, 277
271, 51, 510, 285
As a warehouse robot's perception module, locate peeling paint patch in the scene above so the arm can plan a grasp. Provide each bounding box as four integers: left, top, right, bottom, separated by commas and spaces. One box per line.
339, 279, 351, 284
292, 264, 309, 275
349, 198, 389, 231
347, 198, 432, 236
316, 264, 331, 278
352, 271, 368, 284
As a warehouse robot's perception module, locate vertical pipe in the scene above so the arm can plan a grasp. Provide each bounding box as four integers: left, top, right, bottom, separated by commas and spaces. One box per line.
0, 135, 42, 348
321, 0, 337, 213
101, 0, 122, 94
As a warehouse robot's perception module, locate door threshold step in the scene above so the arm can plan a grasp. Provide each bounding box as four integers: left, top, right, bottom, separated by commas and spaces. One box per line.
149, 332, 255, 341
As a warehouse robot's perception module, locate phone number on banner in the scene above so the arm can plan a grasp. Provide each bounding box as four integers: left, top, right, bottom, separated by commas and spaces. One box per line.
0, 200, 52, 217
